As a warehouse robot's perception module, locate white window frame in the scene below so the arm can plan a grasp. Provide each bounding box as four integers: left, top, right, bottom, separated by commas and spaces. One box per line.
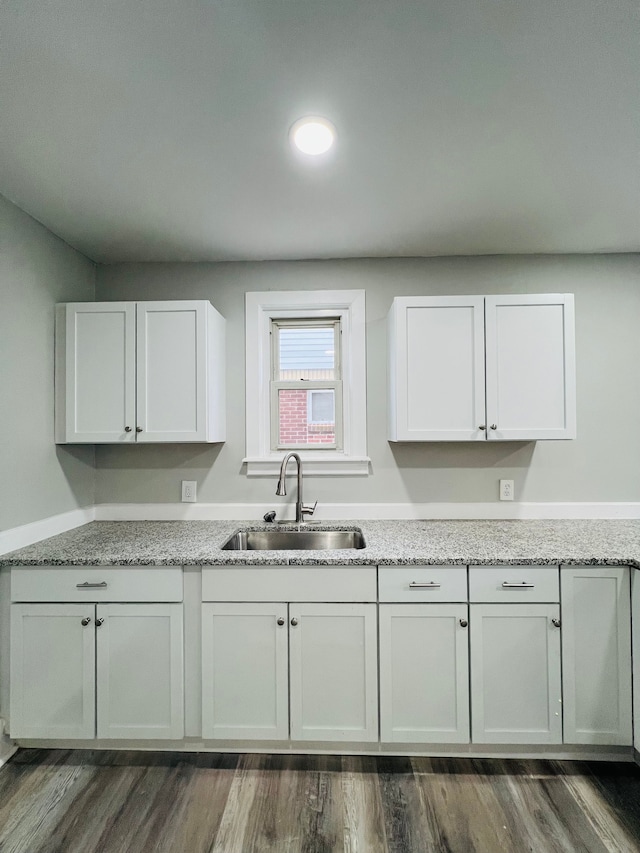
244, 290, 369, 476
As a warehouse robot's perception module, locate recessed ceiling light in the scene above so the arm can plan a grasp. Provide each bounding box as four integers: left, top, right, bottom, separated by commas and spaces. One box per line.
289, 116, 336, 156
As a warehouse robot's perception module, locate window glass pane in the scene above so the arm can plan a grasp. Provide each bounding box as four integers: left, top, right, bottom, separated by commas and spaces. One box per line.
278, 326, 336, 380
309, 390, 335, 423
278, 389, 335, 446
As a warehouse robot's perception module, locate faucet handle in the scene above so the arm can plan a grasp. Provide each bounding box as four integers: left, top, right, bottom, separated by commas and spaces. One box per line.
301, 501, 317, 519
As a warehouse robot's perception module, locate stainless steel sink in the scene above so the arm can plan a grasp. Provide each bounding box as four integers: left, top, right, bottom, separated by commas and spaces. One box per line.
221, 528, 366, 551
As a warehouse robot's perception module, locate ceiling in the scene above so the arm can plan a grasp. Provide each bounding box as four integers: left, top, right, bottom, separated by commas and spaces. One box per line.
1, 0, 639, 263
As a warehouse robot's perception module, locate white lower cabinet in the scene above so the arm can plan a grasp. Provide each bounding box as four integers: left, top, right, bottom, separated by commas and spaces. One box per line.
289, 603, 378, 742
561, 566, 632, 745
201, 602, 289, 740
470, 604, 562, 744
9, 562, 635, 756
11, 603, 184, 740
95, 604, 184, 739
201, 599, 378, 743
10, 604, 95, 739
379, 604, 470, 743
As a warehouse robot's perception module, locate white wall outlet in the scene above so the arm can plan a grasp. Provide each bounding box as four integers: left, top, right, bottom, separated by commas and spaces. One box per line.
181, 480, 197, 503
499, 479, 514, 501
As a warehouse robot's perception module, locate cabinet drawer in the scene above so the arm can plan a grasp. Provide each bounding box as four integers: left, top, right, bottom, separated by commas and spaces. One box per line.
202, 566, 377, 602
378, 566, 467, 602
11, 566, 183, 603
469, 566, 559, 603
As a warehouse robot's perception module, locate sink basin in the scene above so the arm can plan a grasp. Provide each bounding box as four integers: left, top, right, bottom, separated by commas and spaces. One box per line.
221, 529, 366, 551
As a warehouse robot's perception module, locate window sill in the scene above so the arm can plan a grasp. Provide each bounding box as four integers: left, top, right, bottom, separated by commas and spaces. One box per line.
243, 455, 371, 477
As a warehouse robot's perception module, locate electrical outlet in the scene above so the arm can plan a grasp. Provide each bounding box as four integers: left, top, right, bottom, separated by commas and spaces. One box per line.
499, 479, 514, 501
181, 480, 197, 503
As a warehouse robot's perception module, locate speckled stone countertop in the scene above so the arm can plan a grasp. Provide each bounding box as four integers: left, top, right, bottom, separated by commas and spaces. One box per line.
1, 519, 639, 568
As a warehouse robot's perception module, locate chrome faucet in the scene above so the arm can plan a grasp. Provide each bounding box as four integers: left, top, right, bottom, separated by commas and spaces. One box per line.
276, 452, 317, 523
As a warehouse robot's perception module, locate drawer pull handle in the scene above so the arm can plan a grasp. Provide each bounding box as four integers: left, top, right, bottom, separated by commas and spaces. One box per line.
76, 582, 108, 589
501, 581, 535, 589
409, 582, 441, 589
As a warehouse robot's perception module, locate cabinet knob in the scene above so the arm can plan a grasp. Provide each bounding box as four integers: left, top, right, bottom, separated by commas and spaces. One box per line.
490, 424, 498, 430
479, 425, 486, 430
290, 617, 299, 627
124, 426, 132, 432
95, 618, 104, 627
136, 426, 142, 433
81, 617, 91, 626
552, 618, 561, 628
277, 617, 285, 626
459, 619, 468, 628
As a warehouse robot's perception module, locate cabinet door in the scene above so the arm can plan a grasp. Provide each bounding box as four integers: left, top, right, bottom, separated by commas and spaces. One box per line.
485, 294, 576, 440
96, 604, 184, 739
561, 567, 632, 745
388, 296, 486, 441
58, 302, 136, 443
633, 571, 640, 752
470, 604, 562, 744
379, 604, 469, 743
289, 603, 378, 742
136, 301, 208, 442
10, 604, 95, 739
201, 603, 289, 740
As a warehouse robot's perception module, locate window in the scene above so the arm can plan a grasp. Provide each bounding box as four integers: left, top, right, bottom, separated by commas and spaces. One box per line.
271, 319, 341, 450
244, 290, 368, 476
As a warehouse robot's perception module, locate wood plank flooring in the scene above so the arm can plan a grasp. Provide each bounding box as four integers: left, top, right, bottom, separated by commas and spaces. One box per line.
1, 750, 640, 853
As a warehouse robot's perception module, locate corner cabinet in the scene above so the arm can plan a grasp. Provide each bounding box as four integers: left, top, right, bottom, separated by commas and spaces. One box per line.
388, 294, 576, 441
55, 300, 225, 443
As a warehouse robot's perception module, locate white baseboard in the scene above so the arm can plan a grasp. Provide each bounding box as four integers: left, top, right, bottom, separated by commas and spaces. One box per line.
94, 501, 640, 521
0, 507, 95, 556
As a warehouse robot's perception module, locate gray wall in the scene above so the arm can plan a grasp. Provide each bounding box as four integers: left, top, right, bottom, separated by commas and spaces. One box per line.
0, 195, 96, 531
95, 254, 640, 508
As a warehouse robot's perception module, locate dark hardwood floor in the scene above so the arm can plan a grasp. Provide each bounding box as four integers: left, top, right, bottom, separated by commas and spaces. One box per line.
1, 750, 640, 853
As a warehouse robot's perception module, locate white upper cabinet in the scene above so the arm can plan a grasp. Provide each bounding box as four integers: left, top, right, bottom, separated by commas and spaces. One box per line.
484, 295, 576, 441
388, 296, 485, 441
56, 302, 136, 444
55, 300, 225, 443
388, 294, 576, 441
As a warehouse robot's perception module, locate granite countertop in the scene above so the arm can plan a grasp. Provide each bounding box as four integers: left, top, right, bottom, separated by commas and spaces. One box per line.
1, 519, 640, 568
